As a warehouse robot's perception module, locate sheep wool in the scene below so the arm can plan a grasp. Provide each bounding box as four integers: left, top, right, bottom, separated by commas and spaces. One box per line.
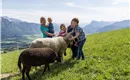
29, 37, 67, 58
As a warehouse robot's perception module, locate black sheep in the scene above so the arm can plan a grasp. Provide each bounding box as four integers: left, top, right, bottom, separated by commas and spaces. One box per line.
18, 48, 60, 80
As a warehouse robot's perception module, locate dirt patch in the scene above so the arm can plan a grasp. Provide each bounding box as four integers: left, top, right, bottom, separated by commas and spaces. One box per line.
1, 72, 20, 80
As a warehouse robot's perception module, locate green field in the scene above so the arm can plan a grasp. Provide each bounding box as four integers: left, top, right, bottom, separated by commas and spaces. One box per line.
1, 28, 130, 80
1, 34, 42, 52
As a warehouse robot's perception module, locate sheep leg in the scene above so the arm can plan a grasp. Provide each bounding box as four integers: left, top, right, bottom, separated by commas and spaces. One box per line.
61, 57, 64, 64
58, 52, 64, 63
43, 64, 47, 74
47, 64, 50, 71
59, 53, 64, 64
26, 66, 32, 80
64, 52, 67, 56
40, 66, 43, 69
22, 66, 26, 80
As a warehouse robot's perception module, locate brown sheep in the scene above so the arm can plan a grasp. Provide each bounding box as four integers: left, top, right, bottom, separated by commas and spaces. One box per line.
18, 48, 60, 80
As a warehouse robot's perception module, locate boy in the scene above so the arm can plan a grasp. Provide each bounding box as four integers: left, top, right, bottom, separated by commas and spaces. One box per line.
69, 18, 86, 60
48, 17, 54, 38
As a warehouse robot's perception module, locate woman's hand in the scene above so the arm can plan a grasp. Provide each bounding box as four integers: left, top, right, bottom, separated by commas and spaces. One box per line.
51, 34, 55, 36
44, 30, 55, 36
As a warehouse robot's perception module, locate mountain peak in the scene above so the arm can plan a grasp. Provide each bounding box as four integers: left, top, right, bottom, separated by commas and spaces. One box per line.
90, 20, 99, 24
2, 16, 22, 22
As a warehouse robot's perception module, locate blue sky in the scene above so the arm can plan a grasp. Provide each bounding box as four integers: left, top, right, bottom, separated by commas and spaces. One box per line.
1, 0, 130, 23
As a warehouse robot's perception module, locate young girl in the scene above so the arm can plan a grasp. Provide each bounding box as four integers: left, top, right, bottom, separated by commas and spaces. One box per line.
58, 24, 67, 37
40, 17, 55, 38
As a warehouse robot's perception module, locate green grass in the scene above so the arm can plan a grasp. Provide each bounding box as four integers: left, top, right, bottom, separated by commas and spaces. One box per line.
1, 34, 42, 44
1, 34, 42, 52
1, 28, 130, 80
22, 34, 42, 44
1, 50, 23, 74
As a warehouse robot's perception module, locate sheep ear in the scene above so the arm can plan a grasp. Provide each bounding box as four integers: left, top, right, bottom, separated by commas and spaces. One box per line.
70, 30, 74, 34
63, 31, 73, 41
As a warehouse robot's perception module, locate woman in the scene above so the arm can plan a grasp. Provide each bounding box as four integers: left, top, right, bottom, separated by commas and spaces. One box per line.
69, 18, 86, 60
40, 17, 55, 38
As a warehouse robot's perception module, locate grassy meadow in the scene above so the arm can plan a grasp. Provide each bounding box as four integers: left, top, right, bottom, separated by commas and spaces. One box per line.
1, 28, 130, 80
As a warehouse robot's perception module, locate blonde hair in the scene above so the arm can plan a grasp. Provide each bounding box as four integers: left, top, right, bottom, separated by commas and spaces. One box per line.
48, 17, 52, 20
40, 17, 46, 24
60, 24, 66, 33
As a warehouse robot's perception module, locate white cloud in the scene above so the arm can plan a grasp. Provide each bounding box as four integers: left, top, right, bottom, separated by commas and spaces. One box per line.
66, 1, 129, 21
66, 2, 76, 7
2, 9, 88, 23
0, 0, 2, 7
112, 0, 130, 4
89, 5, 129, 20
66, 2, 88, 10
2, 2, 130, 24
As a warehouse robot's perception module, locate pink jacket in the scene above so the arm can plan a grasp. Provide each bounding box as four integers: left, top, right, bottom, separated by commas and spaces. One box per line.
58, 30, 66, 37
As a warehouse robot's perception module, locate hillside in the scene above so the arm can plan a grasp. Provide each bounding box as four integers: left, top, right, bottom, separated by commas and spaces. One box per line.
1, 28, 130, 80
83, 20, 113, 34
83, 20, 130, 34
97, 20, 130, 32
1, 16, 41, 39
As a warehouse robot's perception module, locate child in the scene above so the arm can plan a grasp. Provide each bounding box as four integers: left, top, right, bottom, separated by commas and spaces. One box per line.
48, 17, 54, 38
58, 24, 67, 37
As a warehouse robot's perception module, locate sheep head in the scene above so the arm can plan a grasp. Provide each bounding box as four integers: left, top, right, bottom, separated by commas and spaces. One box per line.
63, 30, 74, 46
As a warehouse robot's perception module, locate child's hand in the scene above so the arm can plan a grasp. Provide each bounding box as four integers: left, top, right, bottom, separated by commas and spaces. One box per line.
69, 37, 74, 40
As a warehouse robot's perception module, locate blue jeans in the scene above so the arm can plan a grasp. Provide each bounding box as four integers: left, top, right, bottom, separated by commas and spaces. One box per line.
77, 39, 86, 59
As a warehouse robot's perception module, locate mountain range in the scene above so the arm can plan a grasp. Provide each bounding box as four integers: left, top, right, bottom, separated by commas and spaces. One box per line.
96, 20, 130, 32
1, 16, 130, 40
1, 16, 60, 40
83, 20, 113, 34
83, 20, 130, 34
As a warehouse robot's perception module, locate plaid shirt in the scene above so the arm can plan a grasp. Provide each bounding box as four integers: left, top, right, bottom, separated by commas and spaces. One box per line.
74, 25, 86, 42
